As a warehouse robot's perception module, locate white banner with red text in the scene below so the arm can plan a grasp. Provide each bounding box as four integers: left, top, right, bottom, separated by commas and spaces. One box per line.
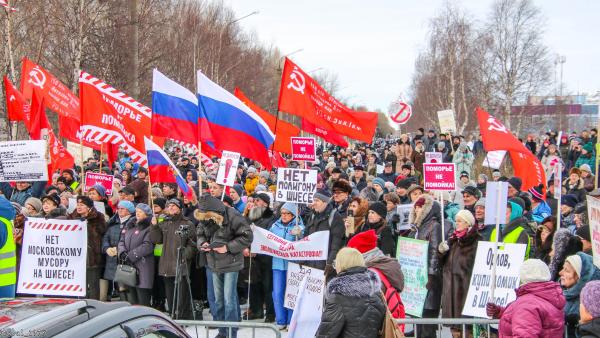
250, 226, 329, 261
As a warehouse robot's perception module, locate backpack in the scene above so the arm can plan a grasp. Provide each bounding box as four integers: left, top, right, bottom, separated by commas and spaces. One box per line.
369, 267, 406, 333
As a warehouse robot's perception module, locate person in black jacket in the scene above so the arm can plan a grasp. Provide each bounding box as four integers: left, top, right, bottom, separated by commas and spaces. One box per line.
303, 192, 346, 279
316, 247, 386, 338
359, 202, 395, 257
195, 195, 253, 338
242, 193, 276, 322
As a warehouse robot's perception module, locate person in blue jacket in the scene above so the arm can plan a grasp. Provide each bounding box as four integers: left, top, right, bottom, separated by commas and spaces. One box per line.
268, 202, 304, 330
0, 195, 17, 299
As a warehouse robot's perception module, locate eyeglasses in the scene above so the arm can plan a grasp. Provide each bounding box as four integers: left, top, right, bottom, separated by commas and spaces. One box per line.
280, 211, 293, 216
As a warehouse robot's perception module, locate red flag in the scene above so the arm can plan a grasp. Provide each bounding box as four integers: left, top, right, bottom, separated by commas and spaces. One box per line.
20, 57, 80, 121
302, 118, 349, 148
79, 71, 152, 166
476, 107, 546, 193
234, 88, 300, 154
278, 58, 378, 143
269, 150, 287, 168
3, 76, 27, 121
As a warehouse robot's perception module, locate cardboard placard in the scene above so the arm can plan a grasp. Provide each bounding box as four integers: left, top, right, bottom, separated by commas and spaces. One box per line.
0, 140, 48, 182
275, 168, 317, 204
291, 137, 316, 162
84, 172, 114, 196
397, 237, 429, 317
250, 226, 329, 261
216, 151, 241, 187
437, 109, 457, 134
425, 152, 443, 164
423, 163, 456, 191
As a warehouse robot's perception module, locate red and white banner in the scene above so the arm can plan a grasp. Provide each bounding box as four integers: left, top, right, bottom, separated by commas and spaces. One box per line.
84, 172, 115, 196
423, 163, 456, 191
250, 226, 329, 261
278, 58, 378, 143
291, 137, 316, 162
18, 218, 87, 297
79, 71, 152, 166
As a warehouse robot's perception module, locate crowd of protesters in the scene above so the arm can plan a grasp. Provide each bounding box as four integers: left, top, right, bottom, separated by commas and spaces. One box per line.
0, 127, 599, 338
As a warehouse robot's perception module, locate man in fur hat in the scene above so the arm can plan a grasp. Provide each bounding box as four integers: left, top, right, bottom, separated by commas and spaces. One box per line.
196, 195, 252, 338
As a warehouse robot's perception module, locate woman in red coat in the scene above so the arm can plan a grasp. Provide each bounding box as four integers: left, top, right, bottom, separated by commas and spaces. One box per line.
487, 259, 566, 338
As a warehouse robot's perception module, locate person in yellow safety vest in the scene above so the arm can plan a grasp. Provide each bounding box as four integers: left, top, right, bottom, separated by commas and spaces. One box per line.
61, 169, 80, 192
490, 200, 532, 259
0, 195, 17, 299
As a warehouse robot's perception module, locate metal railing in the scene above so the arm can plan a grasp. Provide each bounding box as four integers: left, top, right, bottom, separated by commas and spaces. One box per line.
396, 318, 499, 338
175, 320, 282, 338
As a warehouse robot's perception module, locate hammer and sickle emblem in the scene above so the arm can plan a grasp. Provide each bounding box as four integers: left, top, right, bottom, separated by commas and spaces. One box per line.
287, 66, 305, 94
9, 95, 15, 102
487, 117, 508, 133
28, 66, 47, 89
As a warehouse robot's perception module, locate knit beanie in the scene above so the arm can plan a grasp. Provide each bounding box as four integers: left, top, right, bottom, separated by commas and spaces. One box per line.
135, 203, 152, 217
565, 254, 583, 278
167, 198, 183, 209
281, 202, 298, 217
347, 229, 378, 254
519, 259, 551, 284
90, 184, 107, 198
25, 197, 43, 213
581, 280, 600, 318
117, 200, 135, 214
232, 184, 244, 197
41, 193, 61, 208
455, 210, 475, 227
507, 177, 523, 191
198, 195, 226, 214
372, 178, 386, 190
76, 195, 94, 209
313, 192, 331, 204
153, 197, 167, 210
369, 202, 387, 219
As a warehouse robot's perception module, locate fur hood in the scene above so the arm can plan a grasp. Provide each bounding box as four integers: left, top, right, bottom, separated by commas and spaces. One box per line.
408, 194, 437, 227
327, 266, 381, 298
194, 209, 224, 226
563, 177, 585, 190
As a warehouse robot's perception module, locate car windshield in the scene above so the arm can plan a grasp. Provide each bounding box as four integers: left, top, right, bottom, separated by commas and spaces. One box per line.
0, 298, 77, 328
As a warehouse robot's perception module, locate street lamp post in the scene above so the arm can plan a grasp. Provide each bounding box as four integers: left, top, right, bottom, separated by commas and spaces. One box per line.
277, 48, 304, 73
214, 10, 259, 82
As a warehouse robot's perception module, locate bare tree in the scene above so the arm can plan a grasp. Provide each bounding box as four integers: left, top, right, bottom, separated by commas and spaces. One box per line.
484, 0, 551, 132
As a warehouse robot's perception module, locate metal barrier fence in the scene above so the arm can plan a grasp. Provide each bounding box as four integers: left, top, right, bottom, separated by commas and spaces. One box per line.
396, 318, 500, 338
175, 320, 282, 338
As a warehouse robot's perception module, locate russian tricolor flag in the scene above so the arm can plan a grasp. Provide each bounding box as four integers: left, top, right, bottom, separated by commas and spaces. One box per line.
197, 70, 275, 168
152, 69, 199, 145
144, 137, 193, 199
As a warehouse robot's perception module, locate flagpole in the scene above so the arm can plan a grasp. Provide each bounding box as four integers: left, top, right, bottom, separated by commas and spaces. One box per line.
79, 133, 84, 189
99, 143, 103, 173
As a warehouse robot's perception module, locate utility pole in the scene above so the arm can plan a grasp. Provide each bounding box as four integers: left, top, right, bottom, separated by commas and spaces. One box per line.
129, 0, 139, 98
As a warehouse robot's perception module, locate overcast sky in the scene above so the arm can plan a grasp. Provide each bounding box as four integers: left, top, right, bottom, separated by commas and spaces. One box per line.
225, 0, 600, 112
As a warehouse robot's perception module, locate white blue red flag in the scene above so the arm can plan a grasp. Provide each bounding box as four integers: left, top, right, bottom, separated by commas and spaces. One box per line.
144, 137, 193, 199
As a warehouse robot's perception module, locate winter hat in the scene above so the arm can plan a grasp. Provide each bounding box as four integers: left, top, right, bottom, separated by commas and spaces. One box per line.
565, 254, 583, 277
247, 166, 257, 174
581, 280, 600, 318
232, 184, 244, 197
254, 184, 268, 193
460, 171, 469, 179
153, 197, 167, 210
462, 186, 481, 199
475, 198, 486, 208
253, 192, 271, 206
76, 195, 94, 209
0, 196, 16, 221
437, 141, 445, 149
509, 197, 526, 212
25, 197, 43, 213
117, 200, 135, 213
407, 184, 424, 195
313, 192, 331, 204
396, 178, 412, 190
528, 184, 545, 201
519, 259, 551, 284
90, 184, 107, 198
198, 195, 226, 214
401, 164, 412, 171
222, 195, 234, 206
135, 203, 152, 217
281, 202, 298, 217
41, 193, 61, 208
368, 202, 387, 219
259, 171, 270, 180
414, 196, 427, 208
167, 198, 182, 209
561, 194, 578, 208
576, 225, 591, 242
372, 178, 386, 190
332, 179, 353, 194
347, 229, 378, 254
492, 170, 501, 179
579, 164, 592, 173
455, 210, 475, 227
507, 177, 522, 191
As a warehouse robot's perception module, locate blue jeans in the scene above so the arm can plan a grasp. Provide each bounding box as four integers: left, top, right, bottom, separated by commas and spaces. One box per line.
212, 271, 240, 337
272, 269, 293, 325
205, 267, 218, 317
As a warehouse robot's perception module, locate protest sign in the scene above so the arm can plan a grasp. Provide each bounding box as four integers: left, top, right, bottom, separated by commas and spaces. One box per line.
251, 226, 329, 261
288, 274, 324, 338
462, 242, 526, 318
0, 140, 48, 182
587, 196, 600, 269
68, 198, 106, 215
423, 163, 456, 191
376, 164, 384, 174
395, 204, 413, 231
285, 263, 325, 310
483, 150, 507, 169
17, 218, 87, 297
397, 237, 429, 317
425, 152, 443, 164
84, 172, 114, 196
276, 168, 317, 204
437, 109, 457, 134
484, 182, 509, 226
291, 137, 316, 162
216, 151, 241, 187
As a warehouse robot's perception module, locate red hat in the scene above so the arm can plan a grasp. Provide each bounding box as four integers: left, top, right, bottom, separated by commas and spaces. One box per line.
347, 229, 378, 254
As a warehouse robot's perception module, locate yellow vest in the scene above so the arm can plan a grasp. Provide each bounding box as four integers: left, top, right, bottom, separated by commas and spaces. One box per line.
0, 217, 17, 287
69, 181, 80, 191
490, 226, 531, 259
